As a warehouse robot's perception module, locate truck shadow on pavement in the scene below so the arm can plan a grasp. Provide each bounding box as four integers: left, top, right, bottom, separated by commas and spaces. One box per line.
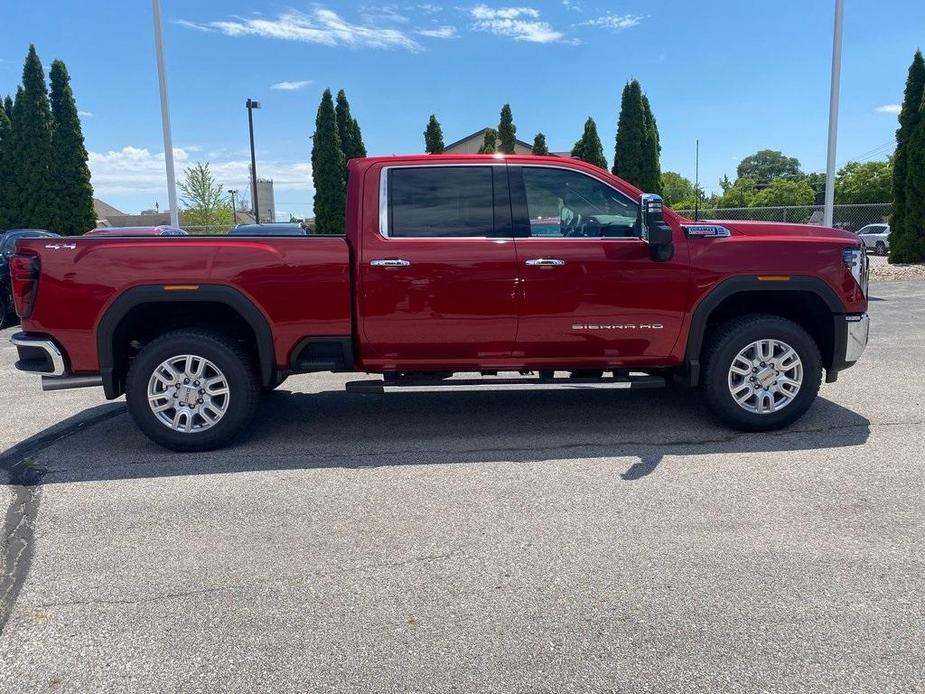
2, 386, 871, 486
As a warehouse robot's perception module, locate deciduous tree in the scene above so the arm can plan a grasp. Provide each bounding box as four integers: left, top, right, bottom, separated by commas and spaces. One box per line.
49, 59, 95, 235
178, 162, 227, 228
312, 89, 346, 233
735, 149, 802, 185
424, 114, 445, 154
660, 171, 695, 206
834, 159, 893, 205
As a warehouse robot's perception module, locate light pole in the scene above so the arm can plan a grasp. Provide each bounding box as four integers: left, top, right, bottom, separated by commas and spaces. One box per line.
151, 0, 179, 227
246, 99, 261, 223
228, 189, 238, 225
823, 0, 844, 228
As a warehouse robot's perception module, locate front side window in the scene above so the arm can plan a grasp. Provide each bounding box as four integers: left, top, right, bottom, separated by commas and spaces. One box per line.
522, 167, 639, 238
387, 166, 494, 238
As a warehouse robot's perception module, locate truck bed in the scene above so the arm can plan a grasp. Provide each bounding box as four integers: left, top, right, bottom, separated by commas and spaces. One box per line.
17, 235, 352, 374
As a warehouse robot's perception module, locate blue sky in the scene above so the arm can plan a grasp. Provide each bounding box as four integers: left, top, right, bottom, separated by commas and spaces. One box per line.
1, 1, 922, 218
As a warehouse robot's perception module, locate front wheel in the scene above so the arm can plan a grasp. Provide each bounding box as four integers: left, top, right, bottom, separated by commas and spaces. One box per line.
703, 315, 822, 431
875, 241, 887, 256
126, 329, 260, 451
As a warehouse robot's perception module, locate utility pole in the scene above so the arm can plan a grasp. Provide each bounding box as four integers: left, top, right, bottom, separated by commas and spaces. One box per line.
246, 99, 261, 223
151, 0, 179, 227
694, 139, 700, 222
228, 189, 238, 225
823, 0, 844, 228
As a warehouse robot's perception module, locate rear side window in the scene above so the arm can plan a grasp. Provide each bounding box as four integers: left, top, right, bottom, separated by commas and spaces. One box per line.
387, 166, 494, 238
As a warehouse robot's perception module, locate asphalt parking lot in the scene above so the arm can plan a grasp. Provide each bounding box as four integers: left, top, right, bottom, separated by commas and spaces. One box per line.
1, 281, 923, 693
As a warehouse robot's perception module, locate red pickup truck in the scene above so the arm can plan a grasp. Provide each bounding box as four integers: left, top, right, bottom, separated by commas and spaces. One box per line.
8, 154, 870, 450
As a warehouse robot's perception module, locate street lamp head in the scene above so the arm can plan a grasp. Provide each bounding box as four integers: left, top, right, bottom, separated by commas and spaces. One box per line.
246, 99, 262, 109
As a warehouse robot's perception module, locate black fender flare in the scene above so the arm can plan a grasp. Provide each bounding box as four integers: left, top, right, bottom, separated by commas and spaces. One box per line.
96, 284, 275, 398
683, 276, 846, 386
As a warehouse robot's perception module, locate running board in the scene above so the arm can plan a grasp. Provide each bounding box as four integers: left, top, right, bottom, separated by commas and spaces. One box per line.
345, 375, 665, 394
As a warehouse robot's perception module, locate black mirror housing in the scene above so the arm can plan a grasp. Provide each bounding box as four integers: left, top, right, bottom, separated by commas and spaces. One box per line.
639, 193, 674, 262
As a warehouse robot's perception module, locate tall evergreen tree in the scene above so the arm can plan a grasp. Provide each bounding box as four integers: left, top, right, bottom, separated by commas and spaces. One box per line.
424, 114, 445, 154
49, 60, 95, 235
531, 133, 549, 155
9, 45, 55, 229
477, 128, 497, 154
498, 104, 516, 154
570, 117, 607, 170
641, 94, 662, 194
0, 100, 13, 231
903, 91, 925, 261
334, 89, 366, 162
312, 89, 346, 234
890, 50, 925, 263
3, 96, 12, 118
613, 80, 648, 189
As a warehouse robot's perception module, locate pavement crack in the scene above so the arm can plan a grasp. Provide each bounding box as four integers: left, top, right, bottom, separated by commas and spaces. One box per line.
33, 585, 241, 610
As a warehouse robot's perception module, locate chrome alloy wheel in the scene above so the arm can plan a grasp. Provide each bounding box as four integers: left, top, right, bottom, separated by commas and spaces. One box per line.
727, 339, 803, 414
146, 354, 231, 433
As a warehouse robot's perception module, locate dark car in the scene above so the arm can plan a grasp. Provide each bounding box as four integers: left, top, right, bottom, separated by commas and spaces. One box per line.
84, 226, 188, 237
228, 223, 307, 236
1, 229, 60, 328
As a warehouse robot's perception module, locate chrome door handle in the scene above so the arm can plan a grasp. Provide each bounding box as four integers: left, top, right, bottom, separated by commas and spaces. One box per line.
370, 259, 411, 267
525, 258, 565, 267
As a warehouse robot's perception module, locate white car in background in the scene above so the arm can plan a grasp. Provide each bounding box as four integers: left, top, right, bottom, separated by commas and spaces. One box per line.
857, 223, 890, 256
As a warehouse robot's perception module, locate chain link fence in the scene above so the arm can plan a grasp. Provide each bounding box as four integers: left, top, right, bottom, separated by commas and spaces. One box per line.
674, 203, 891, 232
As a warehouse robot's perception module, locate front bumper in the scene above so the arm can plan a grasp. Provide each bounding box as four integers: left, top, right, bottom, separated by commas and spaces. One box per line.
826, 313, 869, 382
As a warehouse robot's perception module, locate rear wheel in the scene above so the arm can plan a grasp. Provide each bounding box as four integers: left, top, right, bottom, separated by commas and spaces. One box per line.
703, 315, 821, 431
126, 329, 260, 451
875, 241, 887, 256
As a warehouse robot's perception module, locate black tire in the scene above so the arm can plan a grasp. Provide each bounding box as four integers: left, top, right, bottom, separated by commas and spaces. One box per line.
0, 293, 7, 330
262, 373, 288, 393
875, 241, 887, 256
702, 314, 822, 432
126, 329, 260, 451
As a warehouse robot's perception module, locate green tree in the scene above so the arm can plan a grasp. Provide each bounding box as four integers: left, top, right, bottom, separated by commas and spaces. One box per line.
2, 96, 11, 117
531, 132, 549, 155
48, 60, 95, 235
903, 93, 925, 261
312, 88, 346, 234
0, 98, 14, 230
334, 89, 366, 162
424, 114, 445, 154
498, 104, 516, 154
660, 171, 695, 206
834, 159, 893, 204
715, 177, 758, 208
736, 149, 802, 185
477, 128, 497, 154
8, 45, 55, 229
890, 50, 925, 263
803, 171, 827, 205
613, 80, 648, 188
641, 94, 661, 193
177, 162, 227, 228
749, 178, 815, 208
571, 117, 607, 170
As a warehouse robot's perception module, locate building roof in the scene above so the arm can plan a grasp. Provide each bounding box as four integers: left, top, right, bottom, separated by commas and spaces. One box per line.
93, 198, 125, 220
444, 127, 537, 153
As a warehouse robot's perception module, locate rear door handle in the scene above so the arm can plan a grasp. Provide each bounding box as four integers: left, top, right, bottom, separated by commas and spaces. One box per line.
370, 259, 411, 267
525, 258, 566, 267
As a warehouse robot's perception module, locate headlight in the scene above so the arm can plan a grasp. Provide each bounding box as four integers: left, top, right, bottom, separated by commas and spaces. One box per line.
843, 247, 869, 296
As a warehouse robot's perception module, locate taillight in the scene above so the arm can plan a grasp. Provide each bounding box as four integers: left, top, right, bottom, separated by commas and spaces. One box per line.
10, 253, 40, 319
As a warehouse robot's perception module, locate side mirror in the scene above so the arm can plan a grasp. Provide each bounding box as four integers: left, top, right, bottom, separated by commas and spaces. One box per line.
639, 193, 674, 262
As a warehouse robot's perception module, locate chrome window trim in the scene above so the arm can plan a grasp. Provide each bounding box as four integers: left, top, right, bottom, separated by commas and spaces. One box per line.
378, 163, 505, 240
518, 163, 642, 241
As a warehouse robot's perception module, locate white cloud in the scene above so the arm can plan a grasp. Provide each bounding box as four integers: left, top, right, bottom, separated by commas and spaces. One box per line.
78, 110, 93, 117
561, 0, 582, 11
875, 104, 901, 114
89, 146, 312, 195
416, 4, 442, 14
581, 13, 643, 30
470, 5, 565, 43
178, 8, 422, 51
417, 25, 458, 38
271, 80, 313, 91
